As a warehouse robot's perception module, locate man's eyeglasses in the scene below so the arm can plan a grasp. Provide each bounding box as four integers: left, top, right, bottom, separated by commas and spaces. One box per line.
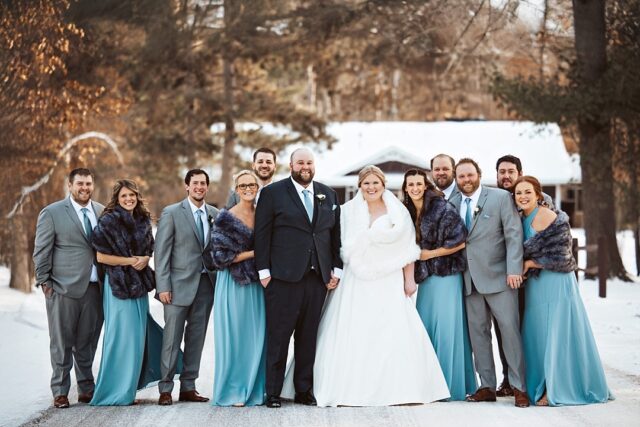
237, 183, 258, 190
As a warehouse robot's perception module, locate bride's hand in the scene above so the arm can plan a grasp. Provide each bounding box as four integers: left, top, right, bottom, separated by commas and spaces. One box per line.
404, 279, 417, 297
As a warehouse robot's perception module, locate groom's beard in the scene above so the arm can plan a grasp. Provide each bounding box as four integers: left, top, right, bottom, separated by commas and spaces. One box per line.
292, 169, 314, 185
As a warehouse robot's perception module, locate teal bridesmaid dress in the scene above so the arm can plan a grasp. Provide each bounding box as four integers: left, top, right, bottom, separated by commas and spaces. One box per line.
416, 273, 477, 401
521, 207, 612, 406
212, 268, 266, 406
91, 275, 172, 406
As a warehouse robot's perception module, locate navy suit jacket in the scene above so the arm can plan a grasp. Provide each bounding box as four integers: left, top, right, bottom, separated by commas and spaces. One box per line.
254, 178, 342, 284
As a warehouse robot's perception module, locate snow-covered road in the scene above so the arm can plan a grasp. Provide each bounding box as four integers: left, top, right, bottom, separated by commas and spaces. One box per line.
2, 229, 639, 427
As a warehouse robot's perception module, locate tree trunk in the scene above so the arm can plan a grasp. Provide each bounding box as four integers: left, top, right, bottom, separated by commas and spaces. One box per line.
9, 214, 32, 293
572, 0, 628, 279
214, 0, 239, 208
215, 56, 236, 208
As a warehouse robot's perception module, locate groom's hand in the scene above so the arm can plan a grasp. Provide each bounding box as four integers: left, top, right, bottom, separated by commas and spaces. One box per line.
326, 273, 339, 290
260, 276, 271, 288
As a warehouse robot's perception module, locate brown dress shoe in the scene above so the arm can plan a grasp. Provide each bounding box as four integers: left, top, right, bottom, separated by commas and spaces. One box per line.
179, 390, 209, 402
513, 388, 531, 408
496, 379, 514, 397
78, 391, 93, 403
158, 392, 173, 406
54, 395, 70, 408
466, 387, 497, 402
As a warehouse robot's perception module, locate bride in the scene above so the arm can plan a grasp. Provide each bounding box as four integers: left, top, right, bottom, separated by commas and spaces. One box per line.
309, 165, 450, 407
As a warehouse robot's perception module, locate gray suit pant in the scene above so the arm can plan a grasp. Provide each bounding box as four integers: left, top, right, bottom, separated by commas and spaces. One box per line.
159, 274, 214, 393
465, 288, 526, 391
45, 284, 103, 397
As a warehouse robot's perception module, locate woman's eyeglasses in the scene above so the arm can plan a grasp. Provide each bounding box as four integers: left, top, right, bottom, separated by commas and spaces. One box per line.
237, 183, 258, 190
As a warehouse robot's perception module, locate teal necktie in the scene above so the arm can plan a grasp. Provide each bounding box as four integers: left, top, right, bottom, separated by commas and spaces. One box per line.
302, 190, 313, 221
464, 198, 472, 230
196, 210, 205, 244
81, 208, 93, 239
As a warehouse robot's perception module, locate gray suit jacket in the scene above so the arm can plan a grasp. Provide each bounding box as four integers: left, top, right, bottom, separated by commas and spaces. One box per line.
33, 197, 104, 299
450, 187, 523, 296
154, 198, 219, 306
447, 185, 460, 201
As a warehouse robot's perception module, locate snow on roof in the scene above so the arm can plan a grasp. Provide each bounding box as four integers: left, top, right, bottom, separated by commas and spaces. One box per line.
303, 121, 581, 186
215, 121, 581, 187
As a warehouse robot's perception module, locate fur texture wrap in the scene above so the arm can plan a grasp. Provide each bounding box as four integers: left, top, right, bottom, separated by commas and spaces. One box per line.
523, 210, 577, 277
91, 205, 155, 299
414, 195, 467, 283
209, 209, 258, 285
340, 190, 420, 280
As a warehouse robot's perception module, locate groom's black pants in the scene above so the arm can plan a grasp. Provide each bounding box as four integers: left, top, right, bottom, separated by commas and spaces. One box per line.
264, 270, 326, 397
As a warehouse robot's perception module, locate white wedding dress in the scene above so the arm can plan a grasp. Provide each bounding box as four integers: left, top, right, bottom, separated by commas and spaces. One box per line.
309, 190, 450, 407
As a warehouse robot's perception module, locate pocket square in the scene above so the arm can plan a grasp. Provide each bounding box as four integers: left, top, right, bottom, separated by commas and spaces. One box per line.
332, 204, 337, 211
482, 214, 490, 218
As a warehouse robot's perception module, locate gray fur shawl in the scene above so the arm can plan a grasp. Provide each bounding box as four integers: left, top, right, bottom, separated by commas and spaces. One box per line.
91, 206, 155, 299
209, 209, 258, 285
523, 211, 577, 277
415, 195, 467, 283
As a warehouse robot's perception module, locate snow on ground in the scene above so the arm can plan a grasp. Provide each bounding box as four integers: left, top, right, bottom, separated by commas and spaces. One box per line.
1, 230, 638, 427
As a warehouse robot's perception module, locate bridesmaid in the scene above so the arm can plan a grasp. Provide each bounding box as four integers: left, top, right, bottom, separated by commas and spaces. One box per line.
514, 175, 611, 406
402, 169, 477, 401
210, 170, 266, 406
90, 179, 166, 406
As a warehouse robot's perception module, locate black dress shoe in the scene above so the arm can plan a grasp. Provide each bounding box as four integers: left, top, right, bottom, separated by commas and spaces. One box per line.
294, 391, 317, 406
266, 395, 281, 408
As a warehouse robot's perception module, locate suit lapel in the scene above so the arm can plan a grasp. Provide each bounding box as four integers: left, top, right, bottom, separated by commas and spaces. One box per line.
91, 201, 103, 218
181, 199, 204, 248
286, 179, 312, 226
204, 205, 216, 245
311, 182, 322, 227
468, 187, 489, 235
64, 198, 90, 243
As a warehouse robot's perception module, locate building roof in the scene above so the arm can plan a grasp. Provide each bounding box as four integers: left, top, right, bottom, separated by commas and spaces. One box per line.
219, 121, 581, 188
307, 121, 580, 188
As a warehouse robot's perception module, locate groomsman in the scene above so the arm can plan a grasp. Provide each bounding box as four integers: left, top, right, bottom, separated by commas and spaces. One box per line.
155, 169, 219, 405
450, 158, 530, 408
226, 147, 277, 208
255, 147, 342, 408
33, 168, 104, 408
493, 154, 555, 397
496, 154, 554, 208
430, 153, 459, 200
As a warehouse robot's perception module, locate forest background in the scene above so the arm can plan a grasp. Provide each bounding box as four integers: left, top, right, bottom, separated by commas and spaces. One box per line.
1, 0, 639, 293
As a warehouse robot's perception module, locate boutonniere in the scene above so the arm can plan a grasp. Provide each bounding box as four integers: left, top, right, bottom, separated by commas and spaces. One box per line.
207, 214, 214, 226
473, 206, 482, 218
316, 193, 326, 204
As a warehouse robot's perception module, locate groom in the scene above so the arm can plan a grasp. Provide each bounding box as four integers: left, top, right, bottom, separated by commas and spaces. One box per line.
450, 158, 530, 408
255, 147, 342, 408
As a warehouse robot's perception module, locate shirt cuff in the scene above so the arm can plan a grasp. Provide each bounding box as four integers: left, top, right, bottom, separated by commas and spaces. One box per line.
258, 269, 271, 280
332, 268, 343, 279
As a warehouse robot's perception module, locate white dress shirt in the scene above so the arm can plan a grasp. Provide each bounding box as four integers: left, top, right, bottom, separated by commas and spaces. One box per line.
69, 197, 99, 282
442, 181, 457, 200
188, 198, 209, 244
459, 185, 483, 225
291, 177, 314, 212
